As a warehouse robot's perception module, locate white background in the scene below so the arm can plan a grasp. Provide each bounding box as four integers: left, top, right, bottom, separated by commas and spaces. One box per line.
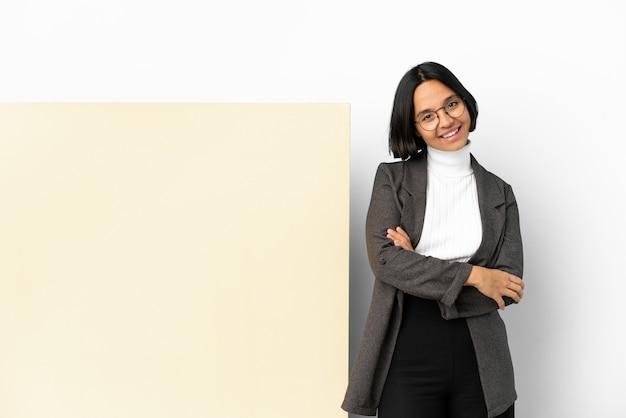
1, 1, 625, 417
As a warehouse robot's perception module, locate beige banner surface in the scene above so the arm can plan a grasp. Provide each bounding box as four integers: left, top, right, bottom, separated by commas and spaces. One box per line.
0, 103, 349, 418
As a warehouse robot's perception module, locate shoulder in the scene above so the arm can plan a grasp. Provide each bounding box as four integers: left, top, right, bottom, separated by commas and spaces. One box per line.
372, 153, 427, 197
371, 160, 404, 188
375, 152, 426, 178
376, 160, 406, 175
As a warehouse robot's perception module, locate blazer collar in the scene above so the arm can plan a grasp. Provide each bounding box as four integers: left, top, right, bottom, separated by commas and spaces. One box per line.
401, 152, 506, 265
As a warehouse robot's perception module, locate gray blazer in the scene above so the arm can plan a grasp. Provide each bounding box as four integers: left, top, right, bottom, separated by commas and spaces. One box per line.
342, 152, 523, 417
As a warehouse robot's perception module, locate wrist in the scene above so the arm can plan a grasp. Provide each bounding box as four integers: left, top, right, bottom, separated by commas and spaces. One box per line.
464, 265, 483, 287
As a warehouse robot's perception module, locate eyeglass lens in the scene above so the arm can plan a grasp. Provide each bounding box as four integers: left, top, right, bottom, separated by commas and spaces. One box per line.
416, 97, 465, 131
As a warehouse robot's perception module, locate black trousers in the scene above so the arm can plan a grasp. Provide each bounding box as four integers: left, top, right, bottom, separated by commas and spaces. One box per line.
378, 295, 514, 418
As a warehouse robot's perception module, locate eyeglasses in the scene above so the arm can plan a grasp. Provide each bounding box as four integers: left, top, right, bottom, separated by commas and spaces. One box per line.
414, 96, 466, 131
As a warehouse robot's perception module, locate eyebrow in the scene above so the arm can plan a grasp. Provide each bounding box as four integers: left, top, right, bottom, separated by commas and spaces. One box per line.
416, 94, 459, 115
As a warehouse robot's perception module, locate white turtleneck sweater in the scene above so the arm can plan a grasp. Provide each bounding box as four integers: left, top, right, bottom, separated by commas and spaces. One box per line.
414, 143, 482, 263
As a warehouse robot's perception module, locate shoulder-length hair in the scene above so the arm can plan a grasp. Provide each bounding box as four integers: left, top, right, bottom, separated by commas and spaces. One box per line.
389, 62, 479, 160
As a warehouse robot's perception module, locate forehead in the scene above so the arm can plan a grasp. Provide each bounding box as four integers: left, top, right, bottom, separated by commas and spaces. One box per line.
413, 80, 457, 112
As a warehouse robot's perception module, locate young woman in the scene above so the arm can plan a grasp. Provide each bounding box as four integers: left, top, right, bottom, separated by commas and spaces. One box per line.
342, 62, 524, 418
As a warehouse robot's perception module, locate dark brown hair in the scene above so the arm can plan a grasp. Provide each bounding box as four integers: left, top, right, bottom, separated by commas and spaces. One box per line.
389, 62, 479, 159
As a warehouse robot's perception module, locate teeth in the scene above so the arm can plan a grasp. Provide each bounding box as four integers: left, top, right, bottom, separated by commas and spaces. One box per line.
442, 128, 458, 138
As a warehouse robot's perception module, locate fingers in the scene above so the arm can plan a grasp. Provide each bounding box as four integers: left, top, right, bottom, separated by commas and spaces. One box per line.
507, 275, 524, 299
470, 268, 525, 309
502, 276, 524, 303
388, 226, 410, 241
505, 288, 522, 303
395, 226, 409, 236
509, 275, 524, 289
386, 227, 413, 251
385, 228, 401, 242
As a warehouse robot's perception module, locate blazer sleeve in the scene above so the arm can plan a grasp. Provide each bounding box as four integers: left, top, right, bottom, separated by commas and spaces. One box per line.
440, 182, 524, 319
365, 163, 473, 307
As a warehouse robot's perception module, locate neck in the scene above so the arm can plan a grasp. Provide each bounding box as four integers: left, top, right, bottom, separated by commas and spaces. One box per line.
426, 141, 472, 177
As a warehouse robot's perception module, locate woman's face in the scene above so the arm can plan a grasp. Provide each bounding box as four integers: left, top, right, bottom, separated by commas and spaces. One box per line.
413, 79, 471, 152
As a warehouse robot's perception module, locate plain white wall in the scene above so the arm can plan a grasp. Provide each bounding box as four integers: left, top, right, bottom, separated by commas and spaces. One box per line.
1, 1, 625, 417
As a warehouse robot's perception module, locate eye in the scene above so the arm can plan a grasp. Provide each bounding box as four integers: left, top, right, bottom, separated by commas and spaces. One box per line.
420, 112, 435, 122
447, 100, 459, 109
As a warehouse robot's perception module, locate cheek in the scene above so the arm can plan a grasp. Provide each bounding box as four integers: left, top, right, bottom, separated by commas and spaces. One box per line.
456, 116, 470, 134
463, 114, 473, 129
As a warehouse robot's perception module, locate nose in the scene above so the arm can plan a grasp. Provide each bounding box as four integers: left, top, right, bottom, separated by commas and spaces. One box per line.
436, 109, 455, 128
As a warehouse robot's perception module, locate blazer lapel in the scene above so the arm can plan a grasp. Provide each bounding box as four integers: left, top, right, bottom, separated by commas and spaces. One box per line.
470, 155, 506, 266
399, 154, 428, 249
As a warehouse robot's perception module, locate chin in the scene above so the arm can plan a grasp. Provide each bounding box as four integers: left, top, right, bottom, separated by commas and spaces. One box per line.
441, 139, 468, 152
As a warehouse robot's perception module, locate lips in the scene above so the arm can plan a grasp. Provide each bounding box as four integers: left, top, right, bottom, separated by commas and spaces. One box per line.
440, 127, 460, 140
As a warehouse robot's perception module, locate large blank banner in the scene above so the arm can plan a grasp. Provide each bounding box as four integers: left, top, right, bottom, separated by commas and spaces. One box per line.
0, 103, 349, 418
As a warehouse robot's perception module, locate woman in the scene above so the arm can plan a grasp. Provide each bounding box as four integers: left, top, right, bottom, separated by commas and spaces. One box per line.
342, 62, 524, 418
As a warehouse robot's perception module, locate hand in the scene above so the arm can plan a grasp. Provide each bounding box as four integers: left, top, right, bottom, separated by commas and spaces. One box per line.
386, 226, 414, 251
466, 266, 524, 310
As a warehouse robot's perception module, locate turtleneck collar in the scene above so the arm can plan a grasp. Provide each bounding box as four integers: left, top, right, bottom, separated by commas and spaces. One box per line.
426, 141, 473, 178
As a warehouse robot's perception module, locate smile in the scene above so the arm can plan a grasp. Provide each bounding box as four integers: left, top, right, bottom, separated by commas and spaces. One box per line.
441, 127, 459, 139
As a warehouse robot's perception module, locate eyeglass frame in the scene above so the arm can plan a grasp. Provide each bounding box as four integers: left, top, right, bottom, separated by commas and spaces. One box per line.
413, 95, 466, 131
